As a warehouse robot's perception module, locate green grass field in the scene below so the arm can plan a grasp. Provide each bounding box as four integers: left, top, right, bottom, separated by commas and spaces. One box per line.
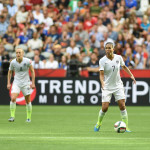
0, 106, 150, 150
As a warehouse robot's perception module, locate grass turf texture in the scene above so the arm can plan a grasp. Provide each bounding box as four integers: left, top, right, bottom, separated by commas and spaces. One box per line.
0, 106, 150, 150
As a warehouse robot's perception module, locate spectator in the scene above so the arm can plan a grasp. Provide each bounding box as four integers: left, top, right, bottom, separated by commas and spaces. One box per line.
90, 0, 102, 17
87, 52, 99, 76
97, 18, 108, 33
73, 22, 89, 42
27, 32, 43, 52
124, 47, 134, 67
43, 8, 53, 31
115, 42, 123, 55
101, 11, 111, 26
7, 0, 18, 17
112, 11, 125, 32
89, 24, 104, 42
16, 5, 28, 24
45, 54, 58, 69
89, 35, 100, 49
107, 23, 118, 41
58, 31, 70, 52
74, 33, 84, 50
116, 32, 125, 47
99, 40, 105, 59
134, 44, 148, 69
0, 15, 9, 36
32, 4, 44, 24
47, 3, 59, 22
69, 0, 80, 13
30, 0, 43, 5
0, 44, 10, 62
33, 49, 45, 61
43, 37, 53, 53
0, 1, 3, 14
14, 0, 24, 7
75, 1, 83, 14
53, 44, 63, 62
83, 12, 95, 31
66, 39, 80, 59
56, 0, 69, 9
141, 15, 150, 32
80, 1, 89, 16
1, 6, 11, 22
83, 39, 93, 56
59, 55, 67, 70
47, 25, 59, 43
32, 55, 44, 69
3, 25, 16, 52
125, 0, 137, 12
15, 28, 29, 53
145, 7, 150, 21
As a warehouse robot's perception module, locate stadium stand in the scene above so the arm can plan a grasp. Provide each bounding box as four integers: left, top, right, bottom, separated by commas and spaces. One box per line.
0, 0, 150, 76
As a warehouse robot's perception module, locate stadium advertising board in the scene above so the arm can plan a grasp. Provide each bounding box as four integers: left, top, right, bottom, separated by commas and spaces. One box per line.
0, 77, 150, 106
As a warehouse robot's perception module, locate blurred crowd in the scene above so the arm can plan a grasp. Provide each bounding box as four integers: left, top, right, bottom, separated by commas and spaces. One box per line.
0, 0, 150, 76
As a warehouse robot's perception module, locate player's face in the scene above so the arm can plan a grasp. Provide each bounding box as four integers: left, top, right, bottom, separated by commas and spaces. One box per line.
16, 49, 23, 61
105, 44, 114, 57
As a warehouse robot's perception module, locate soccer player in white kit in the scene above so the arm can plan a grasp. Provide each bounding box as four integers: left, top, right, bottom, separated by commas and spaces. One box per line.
7, 48, 35, 122
94, 40, 136, 132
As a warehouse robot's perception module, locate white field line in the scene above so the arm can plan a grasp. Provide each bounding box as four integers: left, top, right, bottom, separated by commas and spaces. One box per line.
0, 137, 150, 140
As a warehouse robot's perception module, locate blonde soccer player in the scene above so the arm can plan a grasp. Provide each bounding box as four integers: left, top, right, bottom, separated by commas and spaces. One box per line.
94, 40, 136, 132
7, 48, 35, 122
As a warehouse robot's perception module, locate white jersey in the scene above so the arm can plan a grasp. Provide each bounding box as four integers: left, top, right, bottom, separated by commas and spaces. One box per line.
9, 57, 32, 86
99, 54, 125, 90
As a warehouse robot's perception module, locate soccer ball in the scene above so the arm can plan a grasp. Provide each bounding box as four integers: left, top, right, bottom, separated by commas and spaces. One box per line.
114, 121, 126, 133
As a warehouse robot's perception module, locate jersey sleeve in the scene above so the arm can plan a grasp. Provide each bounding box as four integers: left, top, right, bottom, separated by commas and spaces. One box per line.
99, 59, 104, 71
9, 61, 14, 71
27, 58, 32, 67
120, 55, 125, 66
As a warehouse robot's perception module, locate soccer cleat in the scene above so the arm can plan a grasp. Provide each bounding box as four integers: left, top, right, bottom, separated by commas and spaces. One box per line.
26, 119, 31, 123
125, 128, 131, 132
8, 117, 15, 122
125, 130, 131, 132
94, 124, 101, 132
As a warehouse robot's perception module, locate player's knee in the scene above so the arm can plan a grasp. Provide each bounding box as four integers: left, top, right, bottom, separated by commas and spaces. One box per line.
119, 105, 126, 111
102, 107, 108, 112
26, 100, 31, 104
11, 97, 16, 103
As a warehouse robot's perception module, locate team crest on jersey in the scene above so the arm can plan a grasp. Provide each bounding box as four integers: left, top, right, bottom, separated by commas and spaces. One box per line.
116, 60, 119, 64
24, 63, 26, 66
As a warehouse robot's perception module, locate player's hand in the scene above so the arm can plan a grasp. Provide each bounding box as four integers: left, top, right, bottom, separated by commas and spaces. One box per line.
31, 83, 35, 89
131, 75, 136, 84
7, 84, 11, 90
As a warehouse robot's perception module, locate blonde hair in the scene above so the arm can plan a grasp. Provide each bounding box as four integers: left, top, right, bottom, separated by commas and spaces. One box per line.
15, 48, 24, 55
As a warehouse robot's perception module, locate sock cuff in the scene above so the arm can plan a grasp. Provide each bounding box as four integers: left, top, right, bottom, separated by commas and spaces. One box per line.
121, 109, 127, 113
100, 109, 105, 115
26, 102, 32, 106
10, 101, 16, 105
121, 109, 127, 115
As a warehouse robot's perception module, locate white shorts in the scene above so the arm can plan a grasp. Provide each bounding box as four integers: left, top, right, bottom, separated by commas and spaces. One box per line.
101, 88, 125, 103
11, 83, 31, 96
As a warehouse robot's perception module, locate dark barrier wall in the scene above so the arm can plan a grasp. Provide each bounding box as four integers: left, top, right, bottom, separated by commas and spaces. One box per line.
1, 77, 150, 106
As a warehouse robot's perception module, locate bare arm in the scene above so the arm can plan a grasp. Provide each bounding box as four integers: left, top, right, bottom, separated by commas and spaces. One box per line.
100, 70, 105, 89
122, 65, 136, 84
143, 58, 147, 69
7, 70, 12, 90
134, 57, 139, 69
87, 67, 99, 72
29, 65, 35, 89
